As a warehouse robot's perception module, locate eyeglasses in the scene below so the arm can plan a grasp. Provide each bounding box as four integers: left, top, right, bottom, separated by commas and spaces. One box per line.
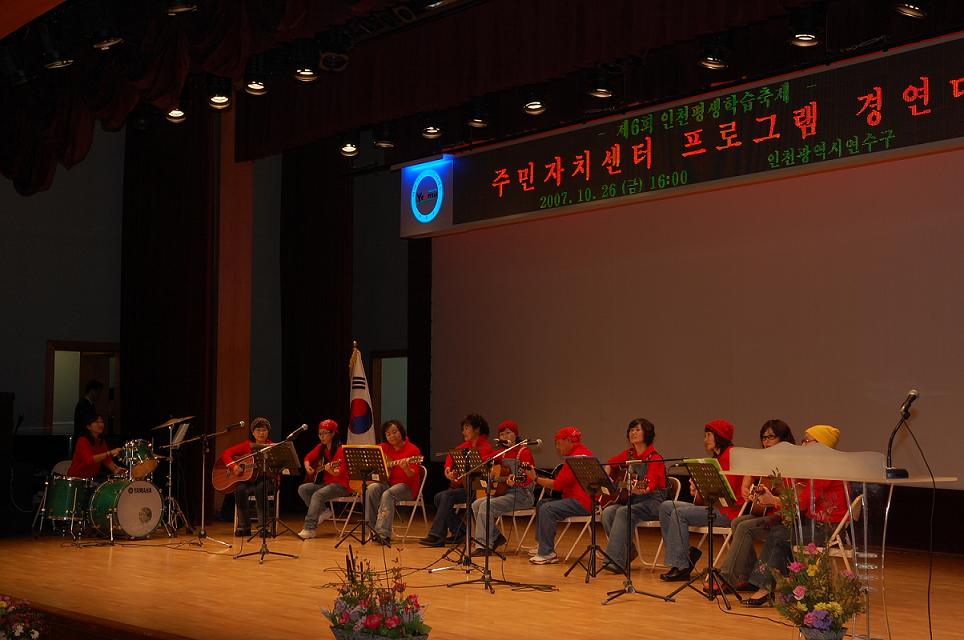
760, 434, 778, 442
801, 436, 817, 444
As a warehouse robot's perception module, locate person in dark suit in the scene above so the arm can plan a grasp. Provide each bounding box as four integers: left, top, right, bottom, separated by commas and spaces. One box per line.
73, 379, 103, 434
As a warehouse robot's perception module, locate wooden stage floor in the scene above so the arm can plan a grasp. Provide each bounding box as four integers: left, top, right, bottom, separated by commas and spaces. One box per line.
1, 516, 961, 640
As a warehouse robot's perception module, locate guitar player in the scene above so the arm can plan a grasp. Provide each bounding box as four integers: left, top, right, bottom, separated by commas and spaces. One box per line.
468, 420, 536, 556
296, 419, 351, 539
365, 420, 423, 546
219, 417, 277, 537
599, 418, 668, 573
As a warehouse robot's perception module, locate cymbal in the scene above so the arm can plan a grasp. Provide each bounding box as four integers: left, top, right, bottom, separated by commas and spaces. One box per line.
151, 416, 194, 431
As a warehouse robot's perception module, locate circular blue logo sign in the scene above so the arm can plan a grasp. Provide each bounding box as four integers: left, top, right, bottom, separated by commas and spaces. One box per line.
410, 169, 443, 223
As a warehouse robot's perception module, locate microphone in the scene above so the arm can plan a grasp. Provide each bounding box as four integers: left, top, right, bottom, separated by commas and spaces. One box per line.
898, 389, 918, 419
492, 438, 511, 447
286, 423, 308, 440
226, 421, 245, 430
523, 438, 543, 447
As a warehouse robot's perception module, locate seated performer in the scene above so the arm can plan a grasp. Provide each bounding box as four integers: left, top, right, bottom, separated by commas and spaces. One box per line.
600, 418, 668, 573
297, 419, 350, 539
743, 425, 849, 607
657, 419, 746, 582
527, 426, 595, 565
366, 419, 422, 546
419, 413, 494, 547
469, 419, 536, 555
713, 419, 796, 594
220, 417, 277, 537
67, 414, 125, 478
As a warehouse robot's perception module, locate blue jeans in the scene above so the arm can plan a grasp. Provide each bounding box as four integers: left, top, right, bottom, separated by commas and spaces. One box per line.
749, 517, 833, 591
718, 513, 779, 584
297, 482, 350, 530
536, 497, 589, 555
658, 500, 732, 569
428, 487, 467, 538
470, 487, 534, 547
365, 482, 414, 539
601, 492, 663, 568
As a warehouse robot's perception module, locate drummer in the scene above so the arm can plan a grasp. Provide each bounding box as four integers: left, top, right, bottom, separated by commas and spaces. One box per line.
67, 414, 125, 479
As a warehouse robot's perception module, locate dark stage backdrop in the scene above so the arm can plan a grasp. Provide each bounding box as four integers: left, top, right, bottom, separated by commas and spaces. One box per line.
430, 146, 964, 485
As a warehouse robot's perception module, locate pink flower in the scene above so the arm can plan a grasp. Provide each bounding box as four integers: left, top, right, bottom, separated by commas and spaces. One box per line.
788, 561, 805, 573
384, 615, 401, 629
804, 542, 818, 555
406, 594, 420, 608
359, 598, 370, 610
364, 613, 383, 630
337, 613, 350, 625
793, 585, 807, 600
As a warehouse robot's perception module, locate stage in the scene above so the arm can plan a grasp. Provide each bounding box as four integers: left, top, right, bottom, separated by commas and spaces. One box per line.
1, 517, 961, 640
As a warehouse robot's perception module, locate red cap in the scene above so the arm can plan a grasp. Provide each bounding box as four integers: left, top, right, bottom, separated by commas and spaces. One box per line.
704, 419, 734, 442
318, 419, 338, 433
555, 426, 582, 442
497, 420, 520, 436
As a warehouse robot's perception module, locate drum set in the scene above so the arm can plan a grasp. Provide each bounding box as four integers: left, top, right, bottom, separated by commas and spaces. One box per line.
34, 417, 193, 542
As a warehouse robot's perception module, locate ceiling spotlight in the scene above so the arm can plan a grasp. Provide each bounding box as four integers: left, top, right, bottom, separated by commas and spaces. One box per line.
165, 106, 187, 124
466, 116, 488, 128
167, 2, 198, 16
893, 1, 930, 18
586, 70, 614, 98
697, 46, 728, 70
319, 30, 352, 72
340, 141, 359, 157
294, 67, 318, 82
93, 34, 124, 51
466, 98, 490, 128
421, 125, 442, 139
40, 23, 73, 69
788, 5, 824, 48
206, 75, 232, 110
244, 79, 267, 95
243, 55, 268, 96
790, 32, 821, 47
372, 126, 394, 149
292, 39, 319, 82
523, 99, 546, 115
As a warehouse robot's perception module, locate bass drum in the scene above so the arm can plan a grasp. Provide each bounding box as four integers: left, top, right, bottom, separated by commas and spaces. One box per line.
89, 479, 163, 539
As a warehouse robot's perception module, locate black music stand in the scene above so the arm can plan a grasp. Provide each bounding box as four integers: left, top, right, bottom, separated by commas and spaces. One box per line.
429, 447, 484, 576
563, 457, 619, 583
235, 441, 300, 563
603, 459, 671, 604
335, 445, 388, 548
664, 457, 741, 608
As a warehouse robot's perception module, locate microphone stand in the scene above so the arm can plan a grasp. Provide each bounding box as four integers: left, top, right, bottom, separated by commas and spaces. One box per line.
886, 416, 910, 479
445, 440, 552, 592
172, 424, 240, 550
235, 437, 299, 563
603, 459, 671, 604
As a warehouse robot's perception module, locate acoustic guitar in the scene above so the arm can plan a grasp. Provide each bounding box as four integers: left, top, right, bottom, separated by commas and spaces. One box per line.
749, 476, 777, 516
475, 462, 533, 498
598, 465, 651, 508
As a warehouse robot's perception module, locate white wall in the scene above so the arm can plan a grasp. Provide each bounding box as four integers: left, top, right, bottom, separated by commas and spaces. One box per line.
432, 147, 964, 488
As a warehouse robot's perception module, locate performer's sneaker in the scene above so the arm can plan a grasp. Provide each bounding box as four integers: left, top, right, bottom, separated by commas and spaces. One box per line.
526, 546, 540, 556
317, 508, 334, 524
529, 551, 558, 564
298, 528, 316, 539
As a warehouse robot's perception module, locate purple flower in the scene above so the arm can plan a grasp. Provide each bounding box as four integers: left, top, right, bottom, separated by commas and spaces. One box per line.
793, 585, 807, 600
803, 609, 832, 631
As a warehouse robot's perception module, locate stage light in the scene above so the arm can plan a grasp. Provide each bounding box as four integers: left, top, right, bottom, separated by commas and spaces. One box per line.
206, 75, 232, 110
40, 23, 73, 69
523, 99, 546, 115
167, 2, 198, 16
340, 140, 359, 157
165, 106, 187, 124
586, 71, 614, 99
319, 30, 351, 72
292, 39, 319, 82
697, 46, 728, 70
372, 125, 394, 149
421, 124, 442, 139
893, 1, 930, 18
788, 5, 824, 48
243, 55, 268, 96
466, 99, 490, 128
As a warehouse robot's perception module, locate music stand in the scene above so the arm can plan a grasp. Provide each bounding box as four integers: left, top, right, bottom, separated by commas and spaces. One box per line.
664, 457, 741, 608
562, 457, 619, 583
235, 440, 300, 563
603, 459, 672, 604
429, 447, 484, 575
335, 445, 388, 548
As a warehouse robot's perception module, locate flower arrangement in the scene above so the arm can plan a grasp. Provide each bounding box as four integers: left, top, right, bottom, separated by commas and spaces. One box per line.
770, 477, 864, 639
322, 548, 430, 639
0, 595, 48, 640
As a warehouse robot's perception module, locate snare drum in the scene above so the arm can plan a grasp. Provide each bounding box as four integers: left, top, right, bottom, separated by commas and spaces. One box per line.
88, 479, 163, 539
118, 439, 158, 479
45, 476, 91, 520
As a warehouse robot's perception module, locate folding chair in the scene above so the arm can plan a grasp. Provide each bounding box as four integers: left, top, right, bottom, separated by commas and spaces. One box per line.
561, 504, 604, 562
328, 491, 362, 537
633, 476, 682, 568
234, 487, 281, 535
498, 484, 545, 554
686, 498, 751, 570
393, 465, 429, 543
795, 494, 863, 572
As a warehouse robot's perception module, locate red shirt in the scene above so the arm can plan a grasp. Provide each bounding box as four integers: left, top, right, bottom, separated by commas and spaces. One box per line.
380, 439, 422, 496
796, 479, 849, 523
492, 444, 536, 489
220, 439, 277, 478
304, 443, 350, 490
553, 442, 596, 513
67, 437, 115, 478
443, 435, 495, 470
715, 446, 746, 520
607, 444, 667, 492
